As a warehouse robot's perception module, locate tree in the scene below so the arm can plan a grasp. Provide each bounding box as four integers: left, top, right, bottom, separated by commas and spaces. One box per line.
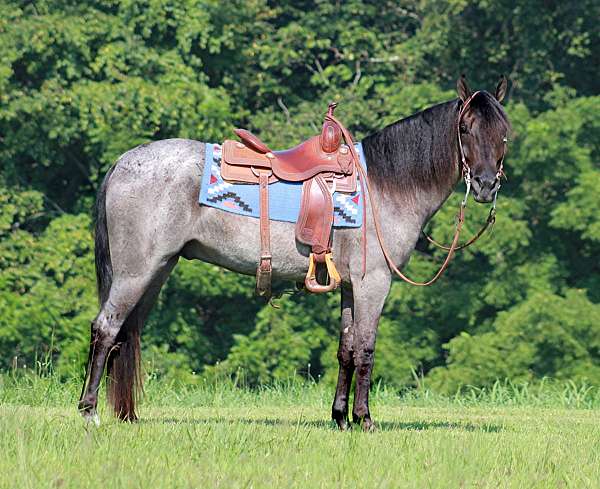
0, 0, 598, 392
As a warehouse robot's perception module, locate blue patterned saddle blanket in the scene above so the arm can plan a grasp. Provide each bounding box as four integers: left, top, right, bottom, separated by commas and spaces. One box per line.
199, 142, 366, 227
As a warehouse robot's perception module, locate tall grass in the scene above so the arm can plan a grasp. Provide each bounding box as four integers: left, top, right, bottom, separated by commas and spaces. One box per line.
2, 367, 600, 410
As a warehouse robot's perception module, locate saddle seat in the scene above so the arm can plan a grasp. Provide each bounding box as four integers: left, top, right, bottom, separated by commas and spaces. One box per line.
220, 103, 359, 297
233, 130, 353, 182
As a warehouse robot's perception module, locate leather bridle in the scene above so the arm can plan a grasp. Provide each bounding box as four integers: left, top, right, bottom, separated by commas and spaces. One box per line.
457, 91, 507, 201
327, 91, 507, 287
423, 91, 507, 253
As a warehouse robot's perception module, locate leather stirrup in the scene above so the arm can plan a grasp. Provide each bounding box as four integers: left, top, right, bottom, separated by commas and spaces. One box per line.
304, 252, 341, 293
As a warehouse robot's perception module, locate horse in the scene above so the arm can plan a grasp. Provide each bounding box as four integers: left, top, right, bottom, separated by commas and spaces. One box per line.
79, 75, 510, 430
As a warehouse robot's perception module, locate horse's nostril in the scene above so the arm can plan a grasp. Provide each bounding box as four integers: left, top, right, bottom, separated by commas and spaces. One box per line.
473, 175, 496, 190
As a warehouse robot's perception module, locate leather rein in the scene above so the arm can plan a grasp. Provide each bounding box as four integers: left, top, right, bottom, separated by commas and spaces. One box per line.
326, 91, 507, 286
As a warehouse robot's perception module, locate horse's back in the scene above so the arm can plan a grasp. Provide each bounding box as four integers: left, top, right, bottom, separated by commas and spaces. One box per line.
102, 138, 315, 282
110, 138, 204, 189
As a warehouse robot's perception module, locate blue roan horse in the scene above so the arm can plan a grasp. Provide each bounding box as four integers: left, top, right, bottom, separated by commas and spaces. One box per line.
79, 76, 510, 430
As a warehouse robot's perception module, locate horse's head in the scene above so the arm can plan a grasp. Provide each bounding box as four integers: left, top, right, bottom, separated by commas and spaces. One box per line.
456, 75, 510, 203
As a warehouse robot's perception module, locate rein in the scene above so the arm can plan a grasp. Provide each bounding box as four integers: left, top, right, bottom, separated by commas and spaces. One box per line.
326, 92, 506, 287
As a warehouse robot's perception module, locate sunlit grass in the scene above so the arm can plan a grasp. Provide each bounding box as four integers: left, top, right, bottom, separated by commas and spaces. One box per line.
2, 375, 600, 488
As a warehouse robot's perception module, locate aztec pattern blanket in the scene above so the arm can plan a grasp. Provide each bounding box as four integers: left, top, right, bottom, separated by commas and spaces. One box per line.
198, 142, 366, 228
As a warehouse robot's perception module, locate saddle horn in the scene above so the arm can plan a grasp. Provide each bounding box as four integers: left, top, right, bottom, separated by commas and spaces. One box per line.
321, 102, 342, 153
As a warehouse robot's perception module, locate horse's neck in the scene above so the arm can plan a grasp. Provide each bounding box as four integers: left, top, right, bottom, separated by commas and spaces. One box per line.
369, 173, 459, 255
362, 103, 461, 261
414, 181, 458, 223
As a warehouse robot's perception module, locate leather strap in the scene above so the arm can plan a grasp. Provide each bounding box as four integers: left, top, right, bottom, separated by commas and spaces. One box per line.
324, 113, 368, 276
360, 152, 467, 286
305, 175, 334, 261
255, 170, 272, 297
423, 206, 496, 251
325, 113, 468, 287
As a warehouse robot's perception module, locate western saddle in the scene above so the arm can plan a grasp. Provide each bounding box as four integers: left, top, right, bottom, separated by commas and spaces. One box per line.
221, 103, 361, 297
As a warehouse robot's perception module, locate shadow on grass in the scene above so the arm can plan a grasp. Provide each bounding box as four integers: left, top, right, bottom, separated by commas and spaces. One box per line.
139, 416, 504, 433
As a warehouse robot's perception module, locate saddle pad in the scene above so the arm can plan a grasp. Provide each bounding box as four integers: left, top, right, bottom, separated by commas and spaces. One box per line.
198, 142, 366, 228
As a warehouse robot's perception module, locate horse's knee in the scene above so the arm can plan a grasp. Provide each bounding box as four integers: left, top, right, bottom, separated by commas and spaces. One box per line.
337, 346, 353, 369
354, 346, 374, 374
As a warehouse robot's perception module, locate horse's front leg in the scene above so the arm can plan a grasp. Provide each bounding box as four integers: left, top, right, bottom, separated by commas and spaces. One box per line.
332, 285, 355, 430
351, 271, 391, 431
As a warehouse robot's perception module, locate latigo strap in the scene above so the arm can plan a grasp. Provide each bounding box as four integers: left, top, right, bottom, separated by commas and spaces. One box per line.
255, 170, 272, 297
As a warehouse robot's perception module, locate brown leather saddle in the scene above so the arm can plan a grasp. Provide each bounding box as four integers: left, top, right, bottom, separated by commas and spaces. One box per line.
220, 103, 359, 297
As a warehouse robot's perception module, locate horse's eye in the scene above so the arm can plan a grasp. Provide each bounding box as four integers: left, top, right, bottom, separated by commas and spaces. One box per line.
459, 123, 469, 134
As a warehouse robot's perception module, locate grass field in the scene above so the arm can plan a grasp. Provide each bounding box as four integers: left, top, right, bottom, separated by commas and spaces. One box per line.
2, 375, 600, 488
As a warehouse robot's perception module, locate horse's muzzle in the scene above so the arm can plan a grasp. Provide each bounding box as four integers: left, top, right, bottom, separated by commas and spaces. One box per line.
472, 177, 499, 203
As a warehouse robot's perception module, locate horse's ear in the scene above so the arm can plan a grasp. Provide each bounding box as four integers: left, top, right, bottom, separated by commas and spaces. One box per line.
457, 74, 472, 102
495, 75, 508, 103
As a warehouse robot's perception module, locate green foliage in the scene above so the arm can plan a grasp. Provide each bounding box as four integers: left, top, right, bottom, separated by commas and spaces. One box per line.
144, 259, 261, 376
414, 0, 599, 108
0, 0, 232, 212
0, 208, 96, 376
0, 0, 598, 392
429, 290, 600, 393
208, 293, 338, 385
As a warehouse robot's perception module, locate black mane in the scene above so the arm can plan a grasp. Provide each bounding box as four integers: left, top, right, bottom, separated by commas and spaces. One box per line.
362, 92, 509, 196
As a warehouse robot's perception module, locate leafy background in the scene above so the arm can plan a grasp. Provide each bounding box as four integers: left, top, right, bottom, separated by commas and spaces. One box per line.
1, 0, 598, 393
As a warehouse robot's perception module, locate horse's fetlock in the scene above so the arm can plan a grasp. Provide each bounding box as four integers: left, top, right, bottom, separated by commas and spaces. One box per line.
332, 403, 351, 431
78, 394, 97, 412
352, 406, 370, 423
332, 404, 348, 420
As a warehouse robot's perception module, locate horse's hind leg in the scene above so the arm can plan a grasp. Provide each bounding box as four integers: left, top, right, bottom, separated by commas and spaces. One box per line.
79, 257, 177, 423
331, 285, 355, 430
79, 274, 152, 423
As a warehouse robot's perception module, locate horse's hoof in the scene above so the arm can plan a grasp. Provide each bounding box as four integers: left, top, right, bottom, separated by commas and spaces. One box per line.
79, 399, 100, 427
362, 418, 376, 432
335, 418, 352, 431
353, 414, 376, 432
82, 411, 101, 427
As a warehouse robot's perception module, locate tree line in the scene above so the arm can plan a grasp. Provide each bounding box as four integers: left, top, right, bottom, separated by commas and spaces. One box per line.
1, 0, 598, 392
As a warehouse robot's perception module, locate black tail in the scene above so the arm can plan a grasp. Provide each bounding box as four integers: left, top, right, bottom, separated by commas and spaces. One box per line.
94, 165, 115, 305
93, 165, 143, 421
106, 306, 143, 421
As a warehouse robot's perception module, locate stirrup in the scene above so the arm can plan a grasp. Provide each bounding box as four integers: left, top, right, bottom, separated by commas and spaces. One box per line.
304, 252, 341, 293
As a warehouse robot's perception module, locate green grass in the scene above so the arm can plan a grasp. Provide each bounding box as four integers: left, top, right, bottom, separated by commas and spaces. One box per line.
2, 375, 600, 488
